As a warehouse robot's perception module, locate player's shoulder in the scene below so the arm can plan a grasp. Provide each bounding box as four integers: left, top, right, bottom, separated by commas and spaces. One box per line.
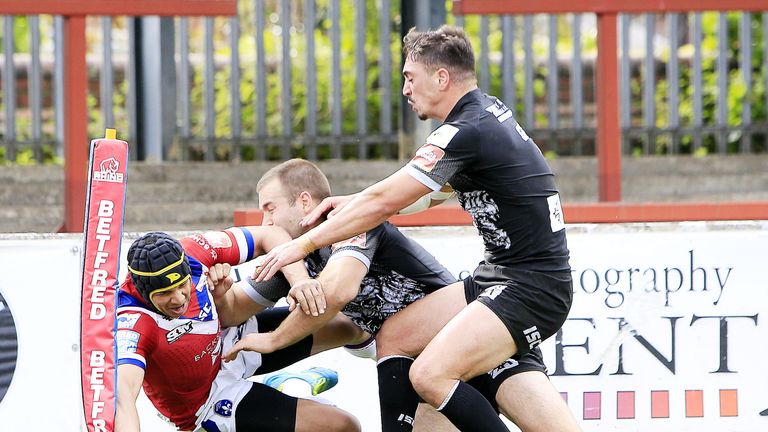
425, 119, 480, 150
117, 285, 166, 328
331, 232, 369, 252
116, 304, 161, 337
180, 231, 226, 262
377, 222, 432, 256
376, 221, 406, 241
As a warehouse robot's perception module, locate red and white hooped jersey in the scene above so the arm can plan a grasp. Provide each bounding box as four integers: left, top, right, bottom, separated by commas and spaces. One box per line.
116, 227, 260, 430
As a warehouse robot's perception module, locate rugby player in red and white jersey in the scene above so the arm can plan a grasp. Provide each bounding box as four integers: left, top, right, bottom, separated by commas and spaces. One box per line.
115, 227, 361, 432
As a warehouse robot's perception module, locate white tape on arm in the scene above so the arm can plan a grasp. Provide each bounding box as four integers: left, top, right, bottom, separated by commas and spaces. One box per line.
397, 188, 455, 215
429, 189, 454, 202
398, 194, 432, 215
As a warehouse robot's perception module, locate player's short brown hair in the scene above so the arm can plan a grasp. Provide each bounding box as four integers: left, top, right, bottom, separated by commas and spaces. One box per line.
257, 158, 331, 203
403, 25, 476, 82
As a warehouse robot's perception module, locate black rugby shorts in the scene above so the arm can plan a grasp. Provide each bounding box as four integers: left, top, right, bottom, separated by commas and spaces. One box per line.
464, 264, 572, 356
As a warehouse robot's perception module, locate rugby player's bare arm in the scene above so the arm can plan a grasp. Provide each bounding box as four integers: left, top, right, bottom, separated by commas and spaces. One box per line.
213, 226, 320, 326
115, 363, 144, 432
223, 256, 367, 358
241, 226, 312, 286
254, 171, 430, 282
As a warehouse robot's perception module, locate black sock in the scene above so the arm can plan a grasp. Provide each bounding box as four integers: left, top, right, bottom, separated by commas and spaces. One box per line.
438, 381, 509, 432
377, 356, 419, 432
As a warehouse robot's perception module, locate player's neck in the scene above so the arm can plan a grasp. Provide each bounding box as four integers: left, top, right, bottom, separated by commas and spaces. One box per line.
436, 83, 477, 121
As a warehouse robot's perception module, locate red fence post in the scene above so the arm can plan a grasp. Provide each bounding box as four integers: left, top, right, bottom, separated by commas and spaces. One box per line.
596, 12, 622, 202
61, 15, 88, 233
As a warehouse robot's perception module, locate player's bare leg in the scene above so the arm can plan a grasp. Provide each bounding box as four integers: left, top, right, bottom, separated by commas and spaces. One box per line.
295, 399, 360, 432
409, 302, 517, 431
374, 282, 466, 431
413, 403, 458, 432
494, 371, 581, 432
375, 281, 466, 358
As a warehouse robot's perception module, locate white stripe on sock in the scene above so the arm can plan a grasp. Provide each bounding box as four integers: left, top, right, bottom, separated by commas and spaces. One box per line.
376, 354, 414, 366
437, 380, 461, 411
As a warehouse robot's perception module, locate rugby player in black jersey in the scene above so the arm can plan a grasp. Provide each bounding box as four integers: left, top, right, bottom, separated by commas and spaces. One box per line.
243, 26, 581, 432
220, 158, 456, 350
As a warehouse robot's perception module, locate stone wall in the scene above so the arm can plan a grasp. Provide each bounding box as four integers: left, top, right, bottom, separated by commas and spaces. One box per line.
1, 155, 766, 233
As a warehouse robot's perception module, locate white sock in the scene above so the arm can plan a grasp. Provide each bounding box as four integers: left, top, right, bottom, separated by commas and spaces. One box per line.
344, 337, 377, 360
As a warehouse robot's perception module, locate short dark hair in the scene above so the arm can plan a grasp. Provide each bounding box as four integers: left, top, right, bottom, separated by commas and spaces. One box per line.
257, 158, 331, 203
403, 25, 476, 82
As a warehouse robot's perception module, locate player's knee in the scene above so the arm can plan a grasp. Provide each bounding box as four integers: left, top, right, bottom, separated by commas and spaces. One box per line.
327, 313, 367, 343
376, 323, 419, 358
408, 359, 440, 401
328, 410, 361, 432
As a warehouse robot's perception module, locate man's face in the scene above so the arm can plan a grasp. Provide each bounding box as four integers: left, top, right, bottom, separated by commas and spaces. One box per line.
402, 58, 440, 121
258, 179, 305, 239
151, 280, 192, 319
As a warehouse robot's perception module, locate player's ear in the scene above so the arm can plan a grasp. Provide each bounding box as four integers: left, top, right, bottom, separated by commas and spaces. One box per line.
298, 191, 314, 212
436, 68, 450, 90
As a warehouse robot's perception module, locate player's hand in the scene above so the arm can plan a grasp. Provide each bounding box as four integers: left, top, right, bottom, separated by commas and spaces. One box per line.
300, 194, 355, 227
206, 263, 233, 300
253, 240, 309, 282
223, 333, 276, 361
287, 279, 326, 316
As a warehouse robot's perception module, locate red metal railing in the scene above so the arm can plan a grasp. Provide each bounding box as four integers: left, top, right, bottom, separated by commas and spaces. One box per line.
234, 201, 768, 228
0, 0, 237, 233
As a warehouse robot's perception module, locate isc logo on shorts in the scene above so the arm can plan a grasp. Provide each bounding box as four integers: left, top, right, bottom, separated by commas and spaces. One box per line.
523, 326, 542, 350
479, 285, 505, 300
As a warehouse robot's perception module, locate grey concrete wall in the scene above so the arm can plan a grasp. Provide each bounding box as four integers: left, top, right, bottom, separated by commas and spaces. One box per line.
1, 155, 766, 233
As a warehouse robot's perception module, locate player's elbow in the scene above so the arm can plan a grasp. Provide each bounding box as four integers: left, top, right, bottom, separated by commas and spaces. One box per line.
319, 273, 359, 309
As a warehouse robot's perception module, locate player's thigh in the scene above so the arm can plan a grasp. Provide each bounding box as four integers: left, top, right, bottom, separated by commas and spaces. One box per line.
233, 382, 297, 431
375, 281, 466, 357
495, 371, 581, 432
415, 301, 518, 382
295, 399, 360, 432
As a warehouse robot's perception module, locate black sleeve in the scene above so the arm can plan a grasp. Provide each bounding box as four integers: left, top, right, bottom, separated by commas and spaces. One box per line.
370, 223, 457, 288
239, 273, 291, 307
327, 224, 386, 269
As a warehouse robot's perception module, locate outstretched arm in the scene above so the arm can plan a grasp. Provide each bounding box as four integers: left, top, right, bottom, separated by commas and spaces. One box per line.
206, 263, 271, 327
115, 364, 145, 432
243, 225, 313, 286
254, 170, 431, 282
210, 225, 326, 326
223, 256, 367, 359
